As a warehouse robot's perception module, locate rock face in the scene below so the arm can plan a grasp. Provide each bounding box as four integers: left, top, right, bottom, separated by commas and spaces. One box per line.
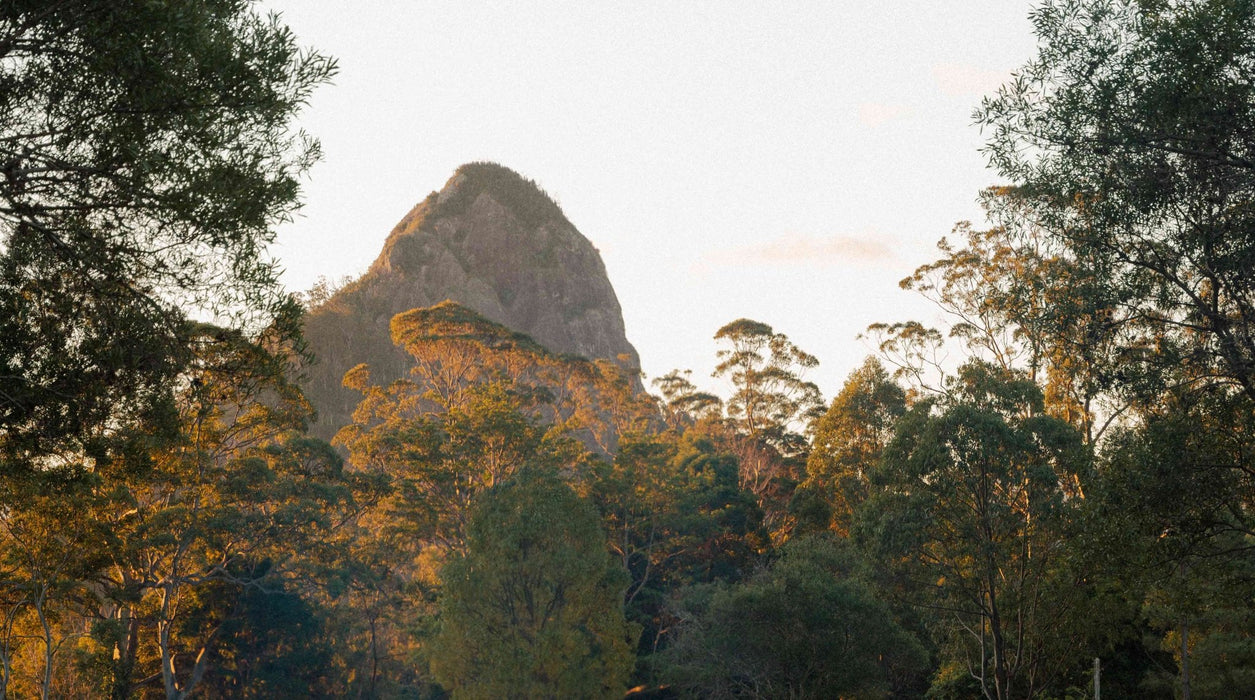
302, 162, 641, 439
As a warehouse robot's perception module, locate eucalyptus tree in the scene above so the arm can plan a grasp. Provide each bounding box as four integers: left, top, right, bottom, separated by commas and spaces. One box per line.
713, 319, 823, 456
796, 357, 906, 535
980, 0, 1255, 402
869, 206, 1126, 444
858, 361, 1090, 699
652, 370, 722, 430
91, 314, 359, 700
710, 320, 822, 538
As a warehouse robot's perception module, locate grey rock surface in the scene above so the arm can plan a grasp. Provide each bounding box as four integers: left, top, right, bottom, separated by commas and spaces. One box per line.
302, 162, 641, 439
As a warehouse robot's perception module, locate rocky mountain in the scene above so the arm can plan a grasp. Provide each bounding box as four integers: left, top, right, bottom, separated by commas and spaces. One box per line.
301, 162, 641, 439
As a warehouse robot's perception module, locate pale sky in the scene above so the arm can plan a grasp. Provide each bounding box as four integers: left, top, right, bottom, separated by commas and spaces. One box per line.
264, 1, 1040, 401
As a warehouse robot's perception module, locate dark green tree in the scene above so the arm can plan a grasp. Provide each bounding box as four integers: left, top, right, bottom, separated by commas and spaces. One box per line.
0, 0, 334, 469
171, 571, 335, 700
1090, 387, 1255, 698
858, 361, 1090, 699
589, 430, 768, 683
979, 0, 1255, 402
661, 535, 927, 699
429, 470, 638, 699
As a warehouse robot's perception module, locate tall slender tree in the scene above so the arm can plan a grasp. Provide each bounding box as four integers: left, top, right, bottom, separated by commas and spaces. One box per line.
859, 361, 1089, 699
713, 319, 822, 455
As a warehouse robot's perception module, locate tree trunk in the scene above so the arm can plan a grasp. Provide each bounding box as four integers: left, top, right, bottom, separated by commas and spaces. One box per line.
1181, 618, 1191, 700
35, 586, 52, 700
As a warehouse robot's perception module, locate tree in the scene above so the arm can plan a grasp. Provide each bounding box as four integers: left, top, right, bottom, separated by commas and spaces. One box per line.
795, 357, 906, 536
334, 377, 563, 696
979, 0, 1255, 402
0, 471, 106, 700
589, 430, 768, 680
710, 320, 822, 538
165, 570, 336, 699
335, 303, 631, 694
858, 361, 1090, 699
428, 470, 638, 699
652, 370, 722, 430
336, 303, 613, 555
79, 316, 361, 700
379, 300, 652, 453
0, 1, 334, 469
1090, 387, 1255, 698
661, 535, 927, 699
867, 198, 1128, 444
713, 319, 822, 455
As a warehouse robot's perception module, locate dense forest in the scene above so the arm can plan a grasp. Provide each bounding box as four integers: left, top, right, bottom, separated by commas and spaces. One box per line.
4, 0, 1255, 698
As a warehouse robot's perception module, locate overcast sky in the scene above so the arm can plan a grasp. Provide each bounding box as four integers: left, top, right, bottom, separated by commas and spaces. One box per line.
264, 1, 1040, 400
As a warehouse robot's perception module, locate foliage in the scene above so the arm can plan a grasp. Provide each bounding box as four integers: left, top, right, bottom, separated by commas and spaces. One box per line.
661, 535, 927, 699
335, 303, 642, 694
0, 0, 334, 468
300, 274, 358, 311
337, 303, 633, 554
435, 162, 570, 231
98, 322, 358, 699
589, 430, 768, 683
858, 361, 1090, 699
378, 300, 653, 452
868, 199, 1127, 443
652, 370, 723, 430
709, 319, 823, 539
979, 0, 1255, 402
1090, 387, 1255, 697
713, 319, 822, 455
795, 357, 906, 535
0, 470, 106, 699
0, 310, 362, 698
334, 376, 564, 695
12, 0, 1255, 695
173, 574, 335, 699
428, 470, 638, 699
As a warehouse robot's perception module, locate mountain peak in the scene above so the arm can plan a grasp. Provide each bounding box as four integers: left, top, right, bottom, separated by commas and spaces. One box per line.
371, 162, 577, 277
440, 162, 568, 227
303, 163, 640, 439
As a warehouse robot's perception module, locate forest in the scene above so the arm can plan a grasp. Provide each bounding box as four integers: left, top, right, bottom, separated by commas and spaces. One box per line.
3, 0, 1255, 698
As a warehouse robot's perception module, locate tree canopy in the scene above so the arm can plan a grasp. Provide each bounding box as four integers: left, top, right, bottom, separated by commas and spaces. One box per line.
429, 470, 638, 699
980, 0, 1255, 401
0, 0, 334, 468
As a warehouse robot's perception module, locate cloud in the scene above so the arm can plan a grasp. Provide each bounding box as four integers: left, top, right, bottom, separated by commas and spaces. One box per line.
931, 63, 1010, 98
702, 232, 898, 269
858, 102, 912, 128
